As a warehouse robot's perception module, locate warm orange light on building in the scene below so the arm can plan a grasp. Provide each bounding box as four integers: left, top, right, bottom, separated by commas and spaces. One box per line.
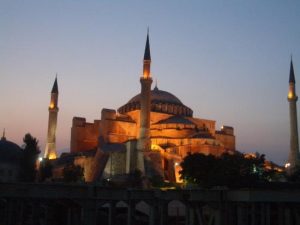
49, 103, 55, 109
174, 162, 183, 183
143, 71, 150, 79
288, 91, 294, 99
143, 60, 151, 79
48, 152, 57, 159
151, 144, 160, 151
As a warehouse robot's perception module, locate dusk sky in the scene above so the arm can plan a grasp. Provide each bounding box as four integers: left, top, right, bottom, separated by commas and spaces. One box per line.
1, 1, 300, 165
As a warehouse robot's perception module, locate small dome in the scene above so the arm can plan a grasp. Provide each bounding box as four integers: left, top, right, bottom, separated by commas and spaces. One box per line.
0, 139, 22, 163
118, 87, 193, 117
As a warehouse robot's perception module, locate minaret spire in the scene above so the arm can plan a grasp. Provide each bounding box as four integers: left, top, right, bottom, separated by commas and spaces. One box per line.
289, 58, 295, 84
143, 30, 151, 79
51, 74, 58, 94
144, 29, 151, 61
287, 58, 300, 171
136, 31, 153, 174
44, 76, 59, 159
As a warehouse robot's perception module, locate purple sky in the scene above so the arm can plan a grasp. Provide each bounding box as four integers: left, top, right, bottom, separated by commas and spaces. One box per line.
1, 1, 300, 165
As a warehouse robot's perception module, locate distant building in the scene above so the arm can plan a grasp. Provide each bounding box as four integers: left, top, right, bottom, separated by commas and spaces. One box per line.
0, 131, 22, 182
56, 33, 236, 183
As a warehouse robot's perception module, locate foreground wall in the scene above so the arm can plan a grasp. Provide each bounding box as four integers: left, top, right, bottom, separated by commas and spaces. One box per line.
0, 183, 300, 225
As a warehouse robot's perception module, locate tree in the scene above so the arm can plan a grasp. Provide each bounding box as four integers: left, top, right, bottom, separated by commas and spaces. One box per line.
62, 164, 84, 183
180, 152, 270, 188
39, 159, 53, 182
180, 153, 216, 187
127, 169, 143, 187
20, 133, 41, 182
285, 165, 300, 182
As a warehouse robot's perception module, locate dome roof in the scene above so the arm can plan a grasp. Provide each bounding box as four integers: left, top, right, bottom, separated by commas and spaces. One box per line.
118, 86, 193, 117
128, 86, 183, 105
155, 115, 195, 125
0, 138, 22, 163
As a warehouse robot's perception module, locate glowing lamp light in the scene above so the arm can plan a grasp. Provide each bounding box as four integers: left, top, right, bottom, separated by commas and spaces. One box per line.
285, 163, 291, 168
38, 157, 43, 162
151, 144, 160, 151
288, 92, 293, 99
174, 162, 180, 166
48, 153, 57, 160
49, 103, 55, 109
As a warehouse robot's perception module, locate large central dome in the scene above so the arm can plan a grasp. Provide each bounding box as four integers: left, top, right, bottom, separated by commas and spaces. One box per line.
118, 86, 193, 117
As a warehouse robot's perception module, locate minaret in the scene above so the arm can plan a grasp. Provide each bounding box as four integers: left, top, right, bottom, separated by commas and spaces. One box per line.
44, 76, 59, 159
136, 31, 153, 173
287, 59, 300, 169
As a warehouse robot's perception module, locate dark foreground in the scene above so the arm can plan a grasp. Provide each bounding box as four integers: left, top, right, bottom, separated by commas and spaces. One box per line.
0, 182, 300, 225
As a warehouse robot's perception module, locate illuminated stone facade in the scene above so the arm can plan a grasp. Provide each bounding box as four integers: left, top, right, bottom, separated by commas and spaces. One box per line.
69, 34, 235, 182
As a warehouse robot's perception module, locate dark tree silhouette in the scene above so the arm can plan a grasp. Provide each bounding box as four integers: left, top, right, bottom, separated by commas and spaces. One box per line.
20, 133, 41, 182
39, 158, 53, 182
286, 165, 300, 182
62, 164, 84, 183
180, 152, 270, 188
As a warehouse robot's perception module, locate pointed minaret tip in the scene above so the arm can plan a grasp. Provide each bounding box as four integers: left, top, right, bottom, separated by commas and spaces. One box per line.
154, 78, 159, 91
51, 76, 59, 93
290, 58, 296, 84
1, 128, 6, 141
144, 30, 151, 61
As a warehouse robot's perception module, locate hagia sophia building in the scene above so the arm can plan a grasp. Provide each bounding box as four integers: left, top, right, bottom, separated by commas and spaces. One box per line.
1, 33, 299, 184
42, 32, 236, 183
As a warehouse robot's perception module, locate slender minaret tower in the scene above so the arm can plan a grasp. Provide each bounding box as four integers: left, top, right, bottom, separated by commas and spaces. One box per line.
136, 31, 153, 173
44, 77, 59, 159
287, 59, 300, 169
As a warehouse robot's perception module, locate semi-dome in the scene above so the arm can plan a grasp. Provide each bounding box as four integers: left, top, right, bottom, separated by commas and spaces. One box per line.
118, 86, 193, 117
0, 138, 22, 163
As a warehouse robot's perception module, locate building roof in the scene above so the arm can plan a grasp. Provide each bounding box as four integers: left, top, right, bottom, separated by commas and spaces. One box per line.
55, 149, 97, 166
128, 86, 183, 105
190, 133, 214, 139
155, 115, 195, 125
118, 86, 193, 117
102, 143, 127, 153
0, 138, 22, 163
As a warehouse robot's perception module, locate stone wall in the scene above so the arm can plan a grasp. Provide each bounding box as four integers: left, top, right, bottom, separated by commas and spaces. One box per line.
215, 126, 235, 151
71, 117, 100, 153
102, 151, 126, 179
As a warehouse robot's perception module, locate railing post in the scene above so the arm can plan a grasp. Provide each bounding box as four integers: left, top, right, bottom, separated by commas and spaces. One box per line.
266, 203, 271, 225
149, 201, 158, 225
127, 200, 135, 225
185, 202, 195, 225
159, 201, 168, 225
82, 200, 97, 225
108, 201, 116, 225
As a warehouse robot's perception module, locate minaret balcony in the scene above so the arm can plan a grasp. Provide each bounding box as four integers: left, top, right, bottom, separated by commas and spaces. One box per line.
288, 95, 298, 102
